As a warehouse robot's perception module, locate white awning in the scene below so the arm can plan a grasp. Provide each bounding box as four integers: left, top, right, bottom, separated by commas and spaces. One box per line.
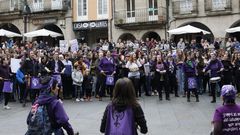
168, 25, 211, 35
226, 26, 240, 33
24, 29, 63, 37
0, 29, 22, 37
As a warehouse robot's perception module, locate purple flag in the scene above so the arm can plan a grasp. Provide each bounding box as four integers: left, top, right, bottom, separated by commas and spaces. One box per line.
3, 81, 13, 93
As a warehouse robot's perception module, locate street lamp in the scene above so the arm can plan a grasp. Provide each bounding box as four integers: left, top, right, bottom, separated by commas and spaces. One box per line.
22, 0, 31, 42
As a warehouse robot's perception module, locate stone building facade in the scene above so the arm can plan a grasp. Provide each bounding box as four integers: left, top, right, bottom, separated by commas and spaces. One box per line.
112, 0, 240, 42
0, 0, 74, 45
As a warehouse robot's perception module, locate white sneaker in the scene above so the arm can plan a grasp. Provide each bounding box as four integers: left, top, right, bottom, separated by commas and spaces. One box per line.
3, 105, 11, 110
80, 98, 84, 102
76, 98, 80, 102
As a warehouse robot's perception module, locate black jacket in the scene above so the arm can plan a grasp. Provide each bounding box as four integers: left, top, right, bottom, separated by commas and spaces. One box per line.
47, 60, 65, 74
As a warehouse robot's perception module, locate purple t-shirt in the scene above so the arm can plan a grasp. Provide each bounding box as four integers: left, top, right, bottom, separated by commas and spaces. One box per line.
213, 104, 240, 135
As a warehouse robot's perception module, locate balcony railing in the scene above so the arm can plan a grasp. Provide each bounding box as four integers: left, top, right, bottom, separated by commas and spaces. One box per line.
28, 0, 67, 13
0, 0, 20, 13
205, 0, 232, 13
172, 0, 198, 17
114, 7, 166, 26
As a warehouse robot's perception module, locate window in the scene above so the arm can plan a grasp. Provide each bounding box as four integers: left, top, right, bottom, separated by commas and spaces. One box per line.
52, 0, 63, 10
149, 0, 158, 15
148, 0, 158, 21
10, 0, 16, 11
98, 0, 108, 19
126, 0, 135, 23
78, 0, 87, 20
180, 0, 193, 14
33, 0, 44, 12
212, 0, 226, 10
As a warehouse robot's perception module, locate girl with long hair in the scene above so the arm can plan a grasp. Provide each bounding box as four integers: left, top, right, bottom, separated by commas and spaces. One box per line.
126, 53, 142, 98
100, 78, 148, 135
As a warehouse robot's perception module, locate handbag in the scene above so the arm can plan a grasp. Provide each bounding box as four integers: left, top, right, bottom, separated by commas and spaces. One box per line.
188, 77, 197, 89
30, 77, 42, 89
3, 81, 13, 93
106, 75, 114, 86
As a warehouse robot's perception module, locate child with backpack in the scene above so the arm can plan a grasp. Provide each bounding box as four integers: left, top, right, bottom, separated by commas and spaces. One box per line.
72, 64, 84, 102
25, 76, 76, 135
100, 77, 148, 135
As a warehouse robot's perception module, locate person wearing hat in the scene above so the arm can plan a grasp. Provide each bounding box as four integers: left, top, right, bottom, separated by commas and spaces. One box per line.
212, 85, 240, 135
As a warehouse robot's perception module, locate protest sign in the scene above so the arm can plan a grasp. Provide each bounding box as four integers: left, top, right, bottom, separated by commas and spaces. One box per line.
10, 58, 21, 73
59, 40, 68, 53
70, 39, 79, 52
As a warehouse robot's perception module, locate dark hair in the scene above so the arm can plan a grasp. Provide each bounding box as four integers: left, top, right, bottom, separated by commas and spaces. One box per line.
51, 79, 58, 90
223, 98, 235, 105
112, 78, 139, 108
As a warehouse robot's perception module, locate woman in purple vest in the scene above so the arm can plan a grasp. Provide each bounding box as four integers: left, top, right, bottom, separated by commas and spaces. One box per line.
183, 52, 199, 102
98, 51, 116, 101
100, 78, 148, 135
212, 85, 240, 135
203, 52, 224, 103
0, 58, 12, 109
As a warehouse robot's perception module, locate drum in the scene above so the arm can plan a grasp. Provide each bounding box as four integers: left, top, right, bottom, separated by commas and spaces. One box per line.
210, 77, 221, 83
3, 81, 13, 93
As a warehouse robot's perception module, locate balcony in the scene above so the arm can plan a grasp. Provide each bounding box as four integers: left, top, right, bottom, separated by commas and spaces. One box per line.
0, 0, 20, 13
172, 0, 198, 18
28, 0, 68, 13
114, 7, 166, 30
205, 0, 232, 15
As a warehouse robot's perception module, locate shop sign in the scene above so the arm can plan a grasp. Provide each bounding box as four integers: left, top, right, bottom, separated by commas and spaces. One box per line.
73, 20, 108, 30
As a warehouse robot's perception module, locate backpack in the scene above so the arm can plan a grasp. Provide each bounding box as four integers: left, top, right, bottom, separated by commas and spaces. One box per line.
105, 104, 136, 135
25, 103, 53, 135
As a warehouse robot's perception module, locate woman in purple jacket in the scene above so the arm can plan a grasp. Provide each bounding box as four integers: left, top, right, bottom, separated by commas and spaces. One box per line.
98, 51, 116, 101
29, 77, 75, 135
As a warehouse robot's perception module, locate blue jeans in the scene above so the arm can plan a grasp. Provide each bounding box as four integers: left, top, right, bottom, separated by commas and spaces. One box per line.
177, 69, 185, 94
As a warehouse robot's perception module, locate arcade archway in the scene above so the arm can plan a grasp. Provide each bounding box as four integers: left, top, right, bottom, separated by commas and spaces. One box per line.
142, 31, 161, 41
35, 24, 64, 47
0, 23, 22, 43
226, 20, 240, 41
118, 33, 136, 41
173, 22, 214, 43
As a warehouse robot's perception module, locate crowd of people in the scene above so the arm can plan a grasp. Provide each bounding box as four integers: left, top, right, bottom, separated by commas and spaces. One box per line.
1, 36, 240, 134
0, 36, 240, 109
